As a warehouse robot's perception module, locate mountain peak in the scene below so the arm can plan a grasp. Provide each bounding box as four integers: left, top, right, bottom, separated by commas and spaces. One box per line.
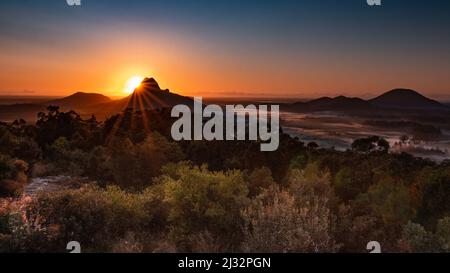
141, 77, 160, 88
383, 88, 424, 97
369, 88, 445, 110
136, 77, 170, 93
125, 77, 192, 111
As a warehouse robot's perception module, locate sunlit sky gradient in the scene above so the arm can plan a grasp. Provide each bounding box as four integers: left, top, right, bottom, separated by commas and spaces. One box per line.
1, 0, 450, 99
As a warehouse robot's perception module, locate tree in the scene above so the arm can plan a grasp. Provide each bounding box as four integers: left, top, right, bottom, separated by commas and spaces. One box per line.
351, 136, 389, 154
416, 167, 450, 226
47, 137, 88, 176
400, 135, 410, 145
307, 142, 319, 149
35, 106, 99, 149
107, 133, 185, 190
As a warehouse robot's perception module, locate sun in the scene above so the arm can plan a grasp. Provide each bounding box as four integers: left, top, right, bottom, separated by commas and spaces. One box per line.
123, 76, 144, 94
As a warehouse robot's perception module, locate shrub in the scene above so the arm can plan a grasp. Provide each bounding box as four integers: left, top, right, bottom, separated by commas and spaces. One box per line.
242, 186, 338, 253
246, 167, 275, 197
0, 197, 55, 252
0, 157, 29, 197
334, 204, 380, 252
29, 185, 167, 252
156, 162, 249, 251
436, 217, 450, 252
364, 176, 415, 226
399, 217, 450, 253
335, 167, 365, 201
242, 165, 339, 253
400, 222, 435, 252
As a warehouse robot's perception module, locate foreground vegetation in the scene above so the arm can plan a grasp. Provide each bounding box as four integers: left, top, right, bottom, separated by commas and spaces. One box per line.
1, 107, 449, 252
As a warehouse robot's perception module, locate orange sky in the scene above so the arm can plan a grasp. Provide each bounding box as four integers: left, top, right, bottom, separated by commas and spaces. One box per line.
1, 1, 450, 100
1, 33, 449, 100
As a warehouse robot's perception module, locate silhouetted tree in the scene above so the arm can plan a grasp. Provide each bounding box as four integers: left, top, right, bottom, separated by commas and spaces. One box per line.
351, 136, 390, 154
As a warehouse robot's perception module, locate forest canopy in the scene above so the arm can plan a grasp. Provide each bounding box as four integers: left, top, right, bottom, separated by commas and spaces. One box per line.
1, 106, 449, 253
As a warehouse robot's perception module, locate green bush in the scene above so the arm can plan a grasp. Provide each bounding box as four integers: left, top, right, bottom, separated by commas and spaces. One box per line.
47, 137, 88, 176
29, 185, 167, 252
156, 162, 249, 251
399, 217, 450, 253
0, 156, 29, 197
363, 176, 416, 226
246, 166, 274, 197
107, 133, 185, 190
242, 165, 339, 253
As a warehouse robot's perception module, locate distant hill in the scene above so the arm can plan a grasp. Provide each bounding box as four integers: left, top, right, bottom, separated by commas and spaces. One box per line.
369, 89, 446, 110
283, 89, 450, 114
290, 96, 372, 112
46, 92, 112, 109
0, 92, 112, 121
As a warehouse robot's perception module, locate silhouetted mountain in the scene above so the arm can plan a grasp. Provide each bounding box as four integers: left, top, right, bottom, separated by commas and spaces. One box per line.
286, 95, 373, 112
139, 77, 163, 91
369, 89, 446, 110
307, 96, 370, 111
46, 92, 111, 109
283, 89, 450, 115
125, 77, 193, 111
87, 78, 194, 119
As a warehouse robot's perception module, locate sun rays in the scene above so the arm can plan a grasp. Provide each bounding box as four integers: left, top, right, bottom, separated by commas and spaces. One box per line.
123, 76, 145, 94
106, 77, 167, 144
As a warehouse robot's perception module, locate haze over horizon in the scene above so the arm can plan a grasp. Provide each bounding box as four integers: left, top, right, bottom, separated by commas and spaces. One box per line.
1, 0, 450, 99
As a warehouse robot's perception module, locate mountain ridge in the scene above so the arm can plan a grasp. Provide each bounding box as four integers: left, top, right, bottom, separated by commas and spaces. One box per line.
1, 84, 449, 121
285, 88, 449, 113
